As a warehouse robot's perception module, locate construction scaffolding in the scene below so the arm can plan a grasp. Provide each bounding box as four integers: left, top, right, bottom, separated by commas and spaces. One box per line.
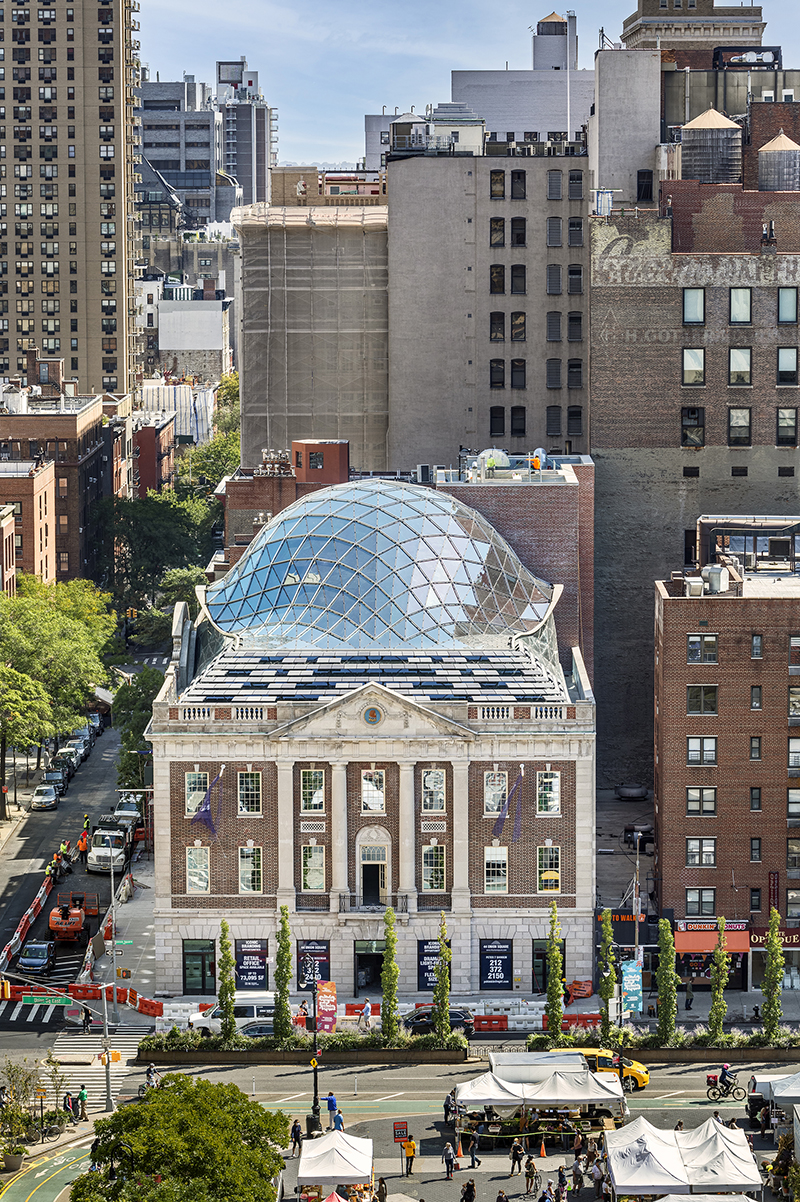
233, 204, 389, 471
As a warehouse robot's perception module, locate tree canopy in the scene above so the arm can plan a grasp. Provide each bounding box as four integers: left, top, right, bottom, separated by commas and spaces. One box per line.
114, 665, 163, 788
69, 1074, 288, 1202
214, 372, 240, 436
175, 430, 241, 494
159, 566, 208, 620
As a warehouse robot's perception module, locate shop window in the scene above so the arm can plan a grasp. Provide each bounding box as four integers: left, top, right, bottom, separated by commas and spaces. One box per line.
184, 770, 208, 816
484, 846, 508, 894
537, 771, 560, 815
483, 771, 507, 815
186, 846, 209, 893
361, 769, 385, 813
237, 771, 261, 815
300, 769, 325, 811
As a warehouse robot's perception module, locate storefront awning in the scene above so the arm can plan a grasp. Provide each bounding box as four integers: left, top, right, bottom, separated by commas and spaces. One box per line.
674, 929, 749, 953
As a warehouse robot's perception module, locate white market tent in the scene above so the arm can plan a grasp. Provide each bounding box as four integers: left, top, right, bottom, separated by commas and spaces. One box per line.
770, 1070, 800, 1104
454, 1072, 527, 1107
298, 1131, 373, 1186
606, 1117, 762, 1196
455, 1068, 624, 1109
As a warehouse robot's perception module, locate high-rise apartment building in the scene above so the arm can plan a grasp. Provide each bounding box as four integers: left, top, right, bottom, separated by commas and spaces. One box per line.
216, 58, 275, 205
138, 72, 220, 224
1, 0, 139, 394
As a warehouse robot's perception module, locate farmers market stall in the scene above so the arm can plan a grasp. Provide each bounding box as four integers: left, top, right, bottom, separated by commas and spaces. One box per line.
605, 1117, 762, 1196
297, 1131, 374, 1202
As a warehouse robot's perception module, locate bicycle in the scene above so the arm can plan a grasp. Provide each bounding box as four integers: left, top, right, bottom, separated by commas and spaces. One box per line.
706, 1073, 746, 1103
22, 1122, 61, 1144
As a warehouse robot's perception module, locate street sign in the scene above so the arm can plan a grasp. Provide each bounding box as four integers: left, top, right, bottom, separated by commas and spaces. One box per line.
310, 1058, 318, 1068
115, 940, 133, 946
35, 1088, 47, 1098
393, 1121, 408, 1143
23, 996, 70, 1005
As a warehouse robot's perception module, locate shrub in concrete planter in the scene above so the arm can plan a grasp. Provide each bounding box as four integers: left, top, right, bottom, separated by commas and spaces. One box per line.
4, 1148, 25, 1172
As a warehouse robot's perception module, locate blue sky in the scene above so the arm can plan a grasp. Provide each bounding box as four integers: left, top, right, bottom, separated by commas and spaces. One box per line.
139, 0, 799, 165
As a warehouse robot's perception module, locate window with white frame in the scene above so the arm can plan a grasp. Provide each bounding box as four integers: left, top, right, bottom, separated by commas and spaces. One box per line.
686, 837, 716, 866
686, 887, 715, 916
537, 771, 561, 814
300, 769, 325, 811
239, 846, 262, 893
537, 845, 560, 892
687, 736, 716, 765
361, 769, 385, 812
484, 846, 508, 893
422, 768, 445, 810
186, 846, 209, 893
686, 787, 716, 815
301, 845, 325, 891
422, 844, 445, 891
185, 771, 208, 816
483, 771, 507, 815
237, 771, 261, 815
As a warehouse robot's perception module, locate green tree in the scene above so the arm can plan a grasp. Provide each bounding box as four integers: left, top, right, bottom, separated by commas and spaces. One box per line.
381, 907, 400, 1044
0, 667, 52, 819
217, 920, 237, 1045
708, 916, 730, 1044
68, 1075, 288, 1202
598, 908, 617, 1046
176, 430, 241, 494
545, 900, 564, 1042
273, 905, 293, 1042
217, 370, 239, 409
129, 608, 173, 650
656, 919, 680, 1046
215, 400, 241, 436
15, 575, 116, 656
432, 911, 452, 1045
761, 906, 785, 1042
113, 666, 163, 789
159, 566, 208, 620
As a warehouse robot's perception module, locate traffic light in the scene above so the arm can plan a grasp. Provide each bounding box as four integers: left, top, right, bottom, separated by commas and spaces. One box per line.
0, 979, 10, 999
125, 608, 138, 620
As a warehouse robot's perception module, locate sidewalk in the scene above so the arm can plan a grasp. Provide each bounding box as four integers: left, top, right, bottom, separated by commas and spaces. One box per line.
90, 853, 157, 1027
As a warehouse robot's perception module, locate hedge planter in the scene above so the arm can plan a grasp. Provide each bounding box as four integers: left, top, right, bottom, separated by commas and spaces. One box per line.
142, 1048, 469, 1066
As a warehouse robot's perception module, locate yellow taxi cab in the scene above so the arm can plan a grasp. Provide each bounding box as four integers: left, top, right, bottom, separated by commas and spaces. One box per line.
581, 1047, 650, 1092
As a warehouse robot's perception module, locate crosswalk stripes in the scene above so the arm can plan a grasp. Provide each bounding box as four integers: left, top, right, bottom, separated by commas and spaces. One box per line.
51, 1027, 145, 1106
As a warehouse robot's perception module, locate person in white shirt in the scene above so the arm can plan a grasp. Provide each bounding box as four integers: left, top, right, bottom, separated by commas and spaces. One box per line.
359, 998, 372, 1032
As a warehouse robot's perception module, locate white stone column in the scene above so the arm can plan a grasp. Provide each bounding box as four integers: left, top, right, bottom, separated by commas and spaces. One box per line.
276, 760, 296, 911
330, 762, 348, 898
398, 761, 417, 913
451, 759, 471, 915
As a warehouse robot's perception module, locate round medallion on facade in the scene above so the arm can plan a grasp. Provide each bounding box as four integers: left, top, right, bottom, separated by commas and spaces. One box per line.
363, 706, 383, 727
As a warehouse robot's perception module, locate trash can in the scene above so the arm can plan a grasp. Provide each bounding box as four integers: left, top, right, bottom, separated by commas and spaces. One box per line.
306, 1114, 322, 1137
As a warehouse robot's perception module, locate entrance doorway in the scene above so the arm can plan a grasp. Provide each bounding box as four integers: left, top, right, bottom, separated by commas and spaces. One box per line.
532, 938, 566, 995
359, 844, 387, 906
354, 939, 386, 997
183, 938, 216, 995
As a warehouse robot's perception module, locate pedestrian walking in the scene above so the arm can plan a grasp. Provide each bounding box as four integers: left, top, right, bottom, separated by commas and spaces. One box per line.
760, 1105, 771, 1138
82, 1006, 91, 1034
558, 1165, 568, 1201
443, 1142, 456, 1179
444, 1092, 453, 1125
591, 1161, 603, 1199
496, 1190, 510, 1202
468, 1133, 481, 1168
403, 1135, 416, 1176
77, 830, 88, 867
325, 1090, 337, 1129
525, 1156, 537, 1195
290, 1118, 303, 1157
572, 1159, 584, 1196
602, 1178, 611, 1202
62, 1092, 77, 1126
586, 1139, 597, 1167
510, 1137, 525, 1176
358, 998, 372, 1033
83, 814, 91, 833
377, 1178, 388, 1202
685, 979, 694, 1011
78, 1084, 88, 1121
573, 1131, 583, 1161
463, 1180, 476, 1202
334, 1110, 345, 1131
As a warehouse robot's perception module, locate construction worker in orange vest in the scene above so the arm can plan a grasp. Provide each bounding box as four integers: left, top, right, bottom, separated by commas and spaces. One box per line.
77, 830, 88, 869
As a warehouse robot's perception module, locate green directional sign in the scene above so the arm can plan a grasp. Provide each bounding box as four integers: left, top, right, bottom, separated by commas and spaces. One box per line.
23, 995, 71, 1005
115, 940, 133, 945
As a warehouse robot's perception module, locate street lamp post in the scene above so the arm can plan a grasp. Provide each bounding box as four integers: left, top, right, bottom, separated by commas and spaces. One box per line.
107, 1139, 135, 1185
302, 953, 321, 1134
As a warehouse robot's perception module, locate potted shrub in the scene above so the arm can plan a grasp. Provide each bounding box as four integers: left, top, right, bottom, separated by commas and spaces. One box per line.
4, 1147, 25, 1172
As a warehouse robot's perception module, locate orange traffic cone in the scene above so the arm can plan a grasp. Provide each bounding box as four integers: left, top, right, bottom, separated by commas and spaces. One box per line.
456, 1136, 463, 1158
540, 1139, 546, 1159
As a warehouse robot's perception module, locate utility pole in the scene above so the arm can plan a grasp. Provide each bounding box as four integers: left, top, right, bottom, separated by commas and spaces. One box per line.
302, 953, 321, 1134
102, 987, 114, 1112
109, 844, 120, 1023
633, 833, 642, 1017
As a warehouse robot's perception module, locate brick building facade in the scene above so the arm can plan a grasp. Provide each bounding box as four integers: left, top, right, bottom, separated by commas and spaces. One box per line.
0, 458, 55, 582
0, 503, 15, 594
132, 410, 175, 497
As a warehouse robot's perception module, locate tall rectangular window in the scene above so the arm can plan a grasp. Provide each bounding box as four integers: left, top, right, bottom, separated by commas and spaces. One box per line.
751, 837, 762, 863
510, 312, 526, 341
751, 787, 762, 811
637, 169, 654, 201
568, 312, 582, 341
510, 359, 526, 389
779, 287, 798, 324
537, 771, 561, 814
484, 846, 508, 894
728, 407, 751, 445
778, 408, 798, 445
730, 288, 752, 324
686, 787, 716, 815
683, 348, 705, 386
483, 771, 507, 815
546, 406, 562, 436
490, 359, 505, 389
568, 217, 583, 246
792, 738, 800, 770
547, 170, 562, 200
567, 406, 583, 436
751, 736, 762, 760
547, 311, 562, 341
567, 264, 582, 294
687, 736, 716, 765
239, 846, 262, 893
490, 217, 505, 246
510, 217, 526, 246
186, 846, 210, 894
683, 288, 705, 324
300, 769, 325, 811
185, 771, 208, 816
510, 406, 526, 436
546, 359, 562, 389
422, 844, 445, 891
752, 634, 763, 658
301, 845, 325, 892
681, 407, 705, 445
422, 768, 445, 810
751, 888, 762, 912
510, 170, 526, 199
751, 685, 763, 710
510, 264, 526, 294
778, 347, 798, 385
688, 634, 718, 663
686, 888, 715, 916
790, 687, 800, 718
789, 890, 800, 918
537, 845, 560, 892
490, 406, 505, 436
490, 170, 505, 199
490, 264, 505, 294
490, 311, 505, 342
237, 771, 261, 815
728, 348, 751, 386
546, 264, 562, 295
568, 170, 583, 199
567, 359, 583, 389
361, 768, 385, 812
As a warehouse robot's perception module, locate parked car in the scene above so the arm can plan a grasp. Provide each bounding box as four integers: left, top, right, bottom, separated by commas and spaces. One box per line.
113, 797, 142, 822
65, 738, 89, 763
17, 940, 56, 975
72, 724, 95, 748
402, 1006, 475, 1037
87, 714, 103, 735
30, 785, 59, 811
41, 768, 67, 797
54, 749, 79, 776
189, 993, 276, 1036
240, 1020, 274, 1039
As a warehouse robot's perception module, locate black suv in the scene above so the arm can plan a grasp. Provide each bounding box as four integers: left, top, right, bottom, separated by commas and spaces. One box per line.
403, 1006, 475, 1037
42, 768, 67, 796
51, 754, 76, 781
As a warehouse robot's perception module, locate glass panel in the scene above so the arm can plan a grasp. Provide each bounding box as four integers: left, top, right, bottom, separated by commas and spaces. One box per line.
779, 288, 798, 324
683, 289, 704, 324
730, 288, 751, 324
537, 771, 560, 814
729, 350, 751, 385
422, 769, 445, 810
302, 846, 325, 891
683, 348, 704, 385
239, 846, 262, 893
238, 771, 261, 814
537, 845, 560, 892
484, 771, 507, 814
301, 769, 325, 810
361, 769, 385, 812
484, 847, 508, 893
422, 844, 445, 890
186, 847, 210, 893
185, 771, 208, 816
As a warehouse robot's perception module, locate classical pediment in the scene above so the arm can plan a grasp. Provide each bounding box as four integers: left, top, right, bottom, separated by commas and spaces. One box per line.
271, 682, 474, 741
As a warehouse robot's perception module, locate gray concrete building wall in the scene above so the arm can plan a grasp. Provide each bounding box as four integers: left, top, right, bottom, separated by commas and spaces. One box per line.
140, 78, 220, 224
587, 49, 662, 206
233, 205, 389, 471
387, 154, 590, 469
452, 70, 595, 145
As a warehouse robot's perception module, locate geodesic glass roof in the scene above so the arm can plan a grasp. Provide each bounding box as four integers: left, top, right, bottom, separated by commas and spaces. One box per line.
203, 479, 554, 650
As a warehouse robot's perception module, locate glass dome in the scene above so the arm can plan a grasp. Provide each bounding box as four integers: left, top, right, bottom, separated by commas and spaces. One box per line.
202, 479, 555, 650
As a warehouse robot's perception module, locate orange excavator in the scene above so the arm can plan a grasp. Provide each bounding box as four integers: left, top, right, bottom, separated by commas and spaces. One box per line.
48, 892, 99, 945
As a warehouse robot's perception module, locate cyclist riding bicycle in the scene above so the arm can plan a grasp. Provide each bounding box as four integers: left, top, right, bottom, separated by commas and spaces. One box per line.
146, 1063, 160, 1089
720, 1063, 736, 1092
